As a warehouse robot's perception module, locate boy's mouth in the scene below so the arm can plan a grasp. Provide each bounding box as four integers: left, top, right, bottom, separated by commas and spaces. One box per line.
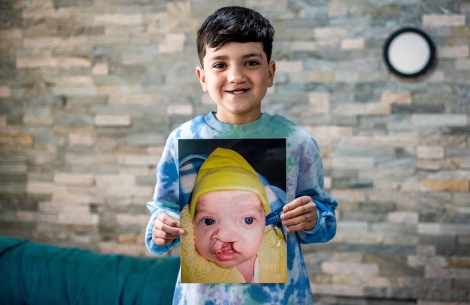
226, 88, 248, 94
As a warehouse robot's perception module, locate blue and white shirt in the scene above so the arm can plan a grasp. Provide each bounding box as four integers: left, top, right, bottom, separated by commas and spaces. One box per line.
145, 112, 338, 305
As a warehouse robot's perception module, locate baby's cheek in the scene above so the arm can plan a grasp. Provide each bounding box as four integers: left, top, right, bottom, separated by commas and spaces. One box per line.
245, 226, 264, 243
193, 225, 206, 245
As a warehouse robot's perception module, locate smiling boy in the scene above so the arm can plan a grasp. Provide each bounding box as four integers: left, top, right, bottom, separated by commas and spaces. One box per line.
145, 6, 338, 305
196, 41, 275, 124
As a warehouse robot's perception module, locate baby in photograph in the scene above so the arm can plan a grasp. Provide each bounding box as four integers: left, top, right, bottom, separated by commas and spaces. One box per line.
180, 147, 286, 283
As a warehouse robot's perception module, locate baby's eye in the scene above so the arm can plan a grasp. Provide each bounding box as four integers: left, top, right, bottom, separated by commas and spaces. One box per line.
242, 217, 254, 225
201, 218, 216, 226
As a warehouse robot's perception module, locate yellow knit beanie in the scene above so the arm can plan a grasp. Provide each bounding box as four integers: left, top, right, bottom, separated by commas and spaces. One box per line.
189, 148, 270, 219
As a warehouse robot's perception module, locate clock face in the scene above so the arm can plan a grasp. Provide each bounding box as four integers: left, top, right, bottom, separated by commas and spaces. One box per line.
383, 27, 436, 79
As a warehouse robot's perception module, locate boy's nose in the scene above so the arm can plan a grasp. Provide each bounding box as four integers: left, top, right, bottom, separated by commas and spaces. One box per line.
227, 66, 246, 83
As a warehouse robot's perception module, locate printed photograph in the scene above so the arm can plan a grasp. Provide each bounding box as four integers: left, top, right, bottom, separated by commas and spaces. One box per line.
178, 139, 287, 284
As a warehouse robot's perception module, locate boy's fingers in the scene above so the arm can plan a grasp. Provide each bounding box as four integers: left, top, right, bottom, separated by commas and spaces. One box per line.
282, 196, 311, 213
162, 223, 185, 236
285, 222, 313, 233
284, 203, 314, 219
281, 197, 315, 220
152, 236, 173, 246
158, 213, 181, 228
152, 227, 180, 240
282, 212, 316, 227
154, 214, 185, 236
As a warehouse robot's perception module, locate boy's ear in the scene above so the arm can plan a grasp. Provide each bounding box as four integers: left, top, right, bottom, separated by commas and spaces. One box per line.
196, 66, 208, 92
268, 61, 276, 88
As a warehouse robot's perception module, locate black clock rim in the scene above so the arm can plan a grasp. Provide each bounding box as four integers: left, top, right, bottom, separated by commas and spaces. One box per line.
383, 27, 436, 79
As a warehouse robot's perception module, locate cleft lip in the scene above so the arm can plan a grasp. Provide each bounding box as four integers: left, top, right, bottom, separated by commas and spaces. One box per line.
212, 241, 236, 254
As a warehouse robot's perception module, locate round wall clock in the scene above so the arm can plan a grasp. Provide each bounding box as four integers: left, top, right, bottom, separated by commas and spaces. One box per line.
383, 27, 436, 79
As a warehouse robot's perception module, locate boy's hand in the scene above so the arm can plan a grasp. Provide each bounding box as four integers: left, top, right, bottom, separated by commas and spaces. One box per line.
281, 196, 318, 233
152, 213, 185, 246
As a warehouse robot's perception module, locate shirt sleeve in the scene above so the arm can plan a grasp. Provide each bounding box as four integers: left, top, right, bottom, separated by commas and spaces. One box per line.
294, 136, 338, 244
145, 134, 181, 255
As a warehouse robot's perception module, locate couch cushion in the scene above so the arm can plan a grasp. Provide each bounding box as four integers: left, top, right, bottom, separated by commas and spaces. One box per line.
0, 236, 179, 305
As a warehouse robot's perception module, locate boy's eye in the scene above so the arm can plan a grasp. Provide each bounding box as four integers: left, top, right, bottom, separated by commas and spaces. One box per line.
201, 218, 216, 226
245, 60, 260, 66
242, 217, 254, 225
213, 63, 226, 69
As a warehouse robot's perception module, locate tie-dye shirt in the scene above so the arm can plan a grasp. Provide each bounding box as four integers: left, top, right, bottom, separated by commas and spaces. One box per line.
145, 112, 338, 305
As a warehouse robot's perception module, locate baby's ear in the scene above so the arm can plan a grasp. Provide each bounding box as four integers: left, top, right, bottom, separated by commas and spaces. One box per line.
196, 66, 208, 92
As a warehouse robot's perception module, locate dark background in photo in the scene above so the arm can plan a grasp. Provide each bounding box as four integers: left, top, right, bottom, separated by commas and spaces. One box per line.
178, 138, 286, 192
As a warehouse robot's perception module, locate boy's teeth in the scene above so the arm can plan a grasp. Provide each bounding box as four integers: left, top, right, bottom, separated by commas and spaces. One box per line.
232, 90, 243, 94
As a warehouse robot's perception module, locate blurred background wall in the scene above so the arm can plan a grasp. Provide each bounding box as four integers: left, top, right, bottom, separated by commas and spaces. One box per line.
0, 0, 469, 303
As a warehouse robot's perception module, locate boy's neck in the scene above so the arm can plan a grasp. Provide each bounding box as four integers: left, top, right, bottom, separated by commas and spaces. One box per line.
214, 111, 262, 125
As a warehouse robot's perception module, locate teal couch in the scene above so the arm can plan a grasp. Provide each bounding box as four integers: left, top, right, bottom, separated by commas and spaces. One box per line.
0, 236, 179, 305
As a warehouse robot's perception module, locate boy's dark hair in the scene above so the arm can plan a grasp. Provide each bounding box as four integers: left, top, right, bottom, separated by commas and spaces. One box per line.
196, 6, 275, 66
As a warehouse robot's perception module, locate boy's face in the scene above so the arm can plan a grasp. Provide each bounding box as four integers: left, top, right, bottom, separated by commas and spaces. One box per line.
196, 42, 276, 124
193, 190, 266, 270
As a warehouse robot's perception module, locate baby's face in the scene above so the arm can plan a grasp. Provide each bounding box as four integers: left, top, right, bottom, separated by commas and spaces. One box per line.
193, 190, 266, 269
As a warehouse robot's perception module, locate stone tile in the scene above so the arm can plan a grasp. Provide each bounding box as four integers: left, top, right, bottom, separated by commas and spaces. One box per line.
94, 114, 132, 127
308, 71, 336, 82
167, 104, 192, 116
421, 180, 469, 192
381, 92, 412, 105
415, 289, 468, 302
341, 38, 365, 49
159, 33, 185, 54
407, 254, 448, 268
53, 172, 94, 186
456, 58, 470, 70
412, 114, 467, 127
331, 189, 366, 203
0, 86, 11, 98
0, 134, 34, 147
16, 56, 92, 68
388, 211, 419, 224
276, 60, 303, 72
363, 286, 414, 300
125, 133, 165, 146
116, 213, 149, 225
92, 63, 109, 75
417, 146, 444, 159
418, 223, 470, 236
422, 14, 466, 27
332, 232, 384, 244
314, 27, 348, 39
417, 300, 470, 305
52, 86, 97, 96
68, 133, 94, 147
439, 46, 470, 58
312, 283, 363, 297
118, 154, 159, 166
335, 71, 359, 83
0, 28, 22, 40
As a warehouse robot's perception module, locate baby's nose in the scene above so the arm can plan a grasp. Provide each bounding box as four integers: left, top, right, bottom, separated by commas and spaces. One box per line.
211, 225, 238, 242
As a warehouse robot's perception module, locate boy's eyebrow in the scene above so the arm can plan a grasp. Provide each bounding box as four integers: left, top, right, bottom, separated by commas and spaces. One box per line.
207, 53, 264, 62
